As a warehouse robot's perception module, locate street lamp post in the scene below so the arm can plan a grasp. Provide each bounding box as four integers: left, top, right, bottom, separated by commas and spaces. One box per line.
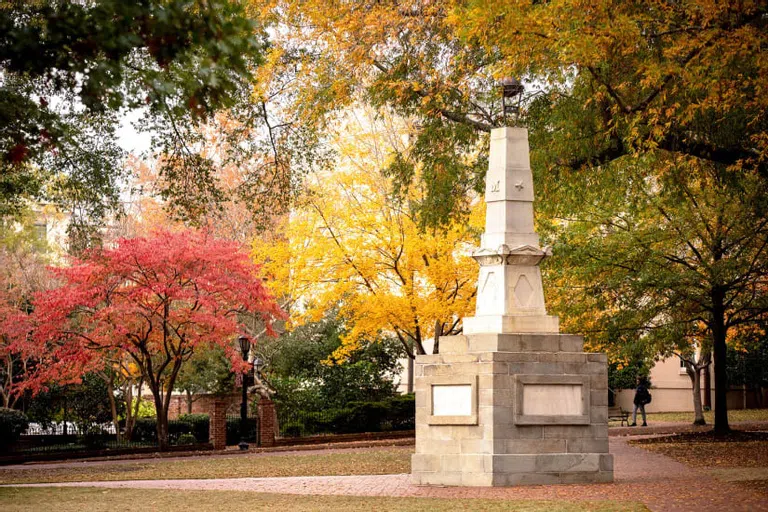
238, 335, 251, 451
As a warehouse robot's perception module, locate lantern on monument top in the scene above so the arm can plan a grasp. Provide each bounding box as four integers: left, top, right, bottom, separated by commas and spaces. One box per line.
501, 77, 524, 123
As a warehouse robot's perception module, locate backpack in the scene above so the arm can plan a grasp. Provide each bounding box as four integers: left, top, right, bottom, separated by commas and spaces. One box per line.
644, 391, 652, 405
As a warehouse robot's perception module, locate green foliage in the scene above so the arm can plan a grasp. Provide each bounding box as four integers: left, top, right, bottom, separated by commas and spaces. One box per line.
279, 395, 415, 437
609, 361, 652, 393
131, 418, 193, 445
0, 0, 266, 230
174, 346, 234, 398
383, 117, 488, 228
66, 374, 124, 434
0, 1, 263, 115
268, 311, 404, 413
0, 407, 28, 448
176, 433, 198, 446
24, 374, 124, 433
727, 333, 768, 393
127, 398, 156, 419
177, 413, 209, 443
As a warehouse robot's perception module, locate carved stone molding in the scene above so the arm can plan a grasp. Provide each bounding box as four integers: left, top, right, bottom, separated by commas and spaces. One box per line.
472, 245, 553, 267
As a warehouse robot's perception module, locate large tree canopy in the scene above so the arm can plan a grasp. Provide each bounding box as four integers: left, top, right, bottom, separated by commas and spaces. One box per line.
460, 0, 768, 177
34, 229, 284, 449
0, 0, 266, 235
252, 112, 481, 386
253, 0, 767, 224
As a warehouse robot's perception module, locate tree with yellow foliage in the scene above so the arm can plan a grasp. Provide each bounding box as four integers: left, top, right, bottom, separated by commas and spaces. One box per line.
250, 0, 768, 434
253, 112, 481, 391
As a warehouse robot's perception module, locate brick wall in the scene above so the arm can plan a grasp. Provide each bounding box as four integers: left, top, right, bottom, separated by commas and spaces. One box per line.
146, 393, 241, 419
209, 399, 227, 450
258, 399, 276, 447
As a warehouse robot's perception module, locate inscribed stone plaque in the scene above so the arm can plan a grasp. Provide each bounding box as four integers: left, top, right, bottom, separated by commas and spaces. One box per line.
432, 384, 472, 416
522, 384, 583, 416
514, 374, 591, 425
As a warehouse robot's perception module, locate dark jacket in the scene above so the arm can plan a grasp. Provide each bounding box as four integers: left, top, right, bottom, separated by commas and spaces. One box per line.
634, 384, 651, 406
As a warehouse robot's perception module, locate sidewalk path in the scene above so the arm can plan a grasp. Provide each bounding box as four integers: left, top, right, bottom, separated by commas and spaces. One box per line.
6, 438, 767, 512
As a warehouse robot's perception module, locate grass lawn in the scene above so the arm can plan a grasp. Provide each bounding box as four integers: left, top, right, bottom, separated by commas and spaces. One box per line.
608, 407, 768, 426
0, 487, 649, 512
0, 447, 413, 485
632, 430, 768, 494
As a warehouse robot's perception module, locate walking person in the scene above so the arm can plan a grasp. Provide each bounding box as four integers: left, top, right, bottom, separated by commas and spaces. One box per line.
630, 377, 652, 427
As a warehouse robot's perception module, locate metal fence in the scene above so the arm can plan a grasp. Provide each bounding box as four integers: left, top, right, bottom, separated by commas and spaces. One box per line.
225, 414, 259, 445
24, 422, 116, 436
5, 418, 209, 459
276, 408, 340, 438
8, 435, 156, 455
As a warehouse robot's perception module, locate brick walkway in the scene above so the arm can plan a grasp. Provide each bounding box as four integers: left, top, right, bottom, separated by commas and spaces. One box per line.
7, 438, 768, 511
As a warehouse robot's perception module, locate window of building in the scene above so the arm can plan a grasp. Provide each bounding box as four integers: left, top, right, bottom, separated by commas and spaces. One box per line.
33, 222, 47, 243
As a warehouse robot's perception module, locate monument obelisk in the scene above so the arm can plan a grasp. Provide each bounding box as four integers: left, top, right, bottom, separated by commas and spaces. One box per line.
411, 124, 613, 486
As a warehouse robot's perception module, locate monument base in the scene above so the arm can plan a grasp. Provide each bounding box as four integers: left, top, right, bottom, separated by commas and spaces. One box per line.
411, 333, 613, 487
463, 315, 560, 335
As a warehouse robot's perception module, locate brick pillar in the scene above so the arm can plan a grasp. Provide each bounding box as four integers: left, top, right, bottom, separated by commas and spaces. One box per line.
209, 399, 227, 450
258, 399, 277, 447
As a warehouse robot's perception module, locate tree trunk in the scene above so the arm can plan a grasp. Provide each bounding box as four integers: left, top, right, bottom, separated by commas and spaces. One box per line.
433, 320, 442, 355
123, 384, 134, 441
106, 378, 121, 442
150, 386, 170, 451
711, 288, 730, 435
124, 379, 143, 441
407, 356, 414, 394
686, 364, 706, 425
703, 364, 712, 409
156, 411, 169, 451
63, 396, 68, 436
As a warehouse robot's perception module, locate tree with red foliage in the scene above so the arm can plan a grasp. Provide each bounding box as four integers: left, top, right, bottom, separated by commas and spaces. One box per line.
0, 282, 33, 408
34, 229, 284, 449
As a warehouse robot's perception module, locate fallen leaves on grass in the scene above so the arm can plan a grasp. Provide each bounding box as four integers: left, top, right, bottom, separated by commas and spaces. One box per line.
631, 431, 768, 468
0, 488, 651, 512
0, 447, 413, 485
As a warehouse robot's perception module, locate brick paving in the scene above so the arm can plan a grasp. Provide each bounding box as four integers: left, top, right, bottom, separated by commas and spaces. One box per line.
6, 437, 768, 511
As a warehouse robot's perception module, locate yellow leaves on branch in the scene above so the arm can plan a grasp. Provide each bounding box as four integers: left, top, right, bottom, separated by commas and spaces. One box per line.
252, 111, 481, 358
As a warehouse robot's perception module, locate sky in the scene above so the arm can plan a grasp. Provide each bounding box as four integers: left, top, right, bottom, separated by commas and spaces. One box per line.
115, 109, 153, 156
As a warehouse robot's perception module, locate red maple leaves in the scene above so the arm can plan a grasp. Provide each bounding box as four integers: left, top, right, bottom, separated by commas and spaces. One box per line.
29, 229, 284, 445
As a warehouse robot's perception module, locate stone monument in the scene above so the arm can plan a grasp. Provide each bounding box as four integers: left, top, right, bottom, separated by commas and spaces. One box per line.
411, 127, 613, 486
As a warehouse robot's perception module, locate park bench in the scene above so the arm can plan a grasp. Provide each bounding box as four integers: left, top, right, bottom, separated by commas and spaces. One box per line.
608, 406, 630, 426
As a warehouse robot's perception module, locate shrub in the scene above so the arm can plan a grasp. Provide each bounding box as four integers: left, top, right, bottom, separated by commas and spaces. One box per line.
176, 433, 197, 446
81, 432, 107, 449
131, 418, 193, 444
277, 395, 415, 437
178, 413, 209, 443
131, 417, 157, 443
0, 408, 29, 449
282, 422, 304, 438
168, 419, 193, 444
386, 394, 415, 430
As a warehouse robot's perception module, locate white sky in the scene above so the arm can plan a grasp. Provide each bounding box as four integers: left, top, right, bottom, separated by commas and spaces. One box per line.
115, 109, 153, 155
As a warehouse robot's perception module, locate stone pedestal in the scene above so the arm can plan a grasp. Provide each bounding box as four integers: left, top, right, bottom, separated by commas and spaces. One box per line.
411, 334, 613, 486
411, 126, 613, 486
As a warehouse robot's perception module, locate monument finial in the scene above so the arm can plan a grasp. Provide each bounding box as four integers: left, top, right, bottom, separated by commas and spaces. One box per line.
501, 77, 524, 125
